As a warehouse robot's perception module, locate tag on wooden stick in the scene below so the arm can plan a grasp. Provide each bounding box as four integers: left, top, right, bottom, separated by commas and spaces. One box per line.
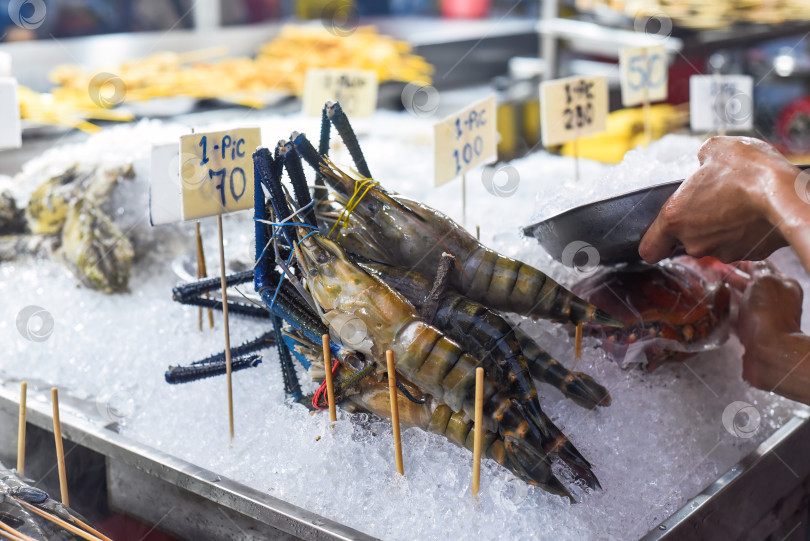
434, 94, 497, 187
180, 127, 261, 220
303, 69, 378, 118
0, 77, 22, 150
540, 76, 608, 147
619, 46, 668, 107
689, 75, 754, 132
148, 143, 184, 226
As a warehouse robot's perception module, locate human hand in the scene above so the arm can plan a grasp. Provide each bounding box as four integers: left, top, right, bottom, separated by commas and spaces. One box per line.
731, 261, 810, 404
640, 137, 796, 264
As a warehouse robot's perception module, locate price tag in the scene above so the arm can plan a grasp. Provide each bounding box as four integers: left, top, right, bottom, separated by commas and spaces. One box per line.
302, 69, 378, 118
690, 75, 754, 132
0, 77, 22, 150
180, 127, 261, 221
0, 52, 11, 77
149, 143, 183, 226
619, 45, 668, 107
540, 76, 608, 147
433, 94, 497, 187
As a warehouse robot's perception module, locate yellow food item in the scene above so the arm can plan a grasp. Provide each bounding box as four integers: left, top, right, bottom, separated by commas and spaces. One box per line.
18, 85, 134, 133
561, 104, 687, 163
256, 25, 434, 95
46, 25, 433, 109
26, 25, 432, 131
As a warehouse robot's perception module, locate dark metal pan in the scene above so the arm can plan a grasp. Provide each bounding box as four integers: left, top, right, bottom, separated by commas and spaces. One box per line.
523, 164, 810, 265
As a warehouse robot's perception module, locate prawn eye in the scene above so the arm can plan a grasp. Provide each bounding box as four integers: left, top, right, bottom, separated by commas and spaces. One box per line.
315, 249, 331, 264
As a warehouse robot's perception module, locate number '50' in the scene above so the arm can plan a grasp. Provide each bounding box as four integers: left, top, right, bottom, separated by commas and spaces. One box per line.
628, 54, 665, 91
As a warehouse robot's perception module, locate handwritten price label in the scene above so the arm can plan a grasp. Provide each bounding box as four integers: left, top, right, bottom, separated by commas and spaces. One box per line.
619, 45, 668, 107
540, 76, 607, 147
434, 94, 497, 187
303, 69, 378, 118
180, 127, 261, 220
690, 75, 754, 132
0, 77, 21, 150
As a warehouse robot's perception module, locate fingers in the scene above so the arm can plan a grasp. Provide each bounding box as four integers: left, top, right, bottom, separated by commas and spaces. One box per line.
639, 216, 679, 263
697, 136, 724, 165
723, 265, 751, 292
697, 136, 780, 166
737, 270, 804, 333
742, 343, 810, 404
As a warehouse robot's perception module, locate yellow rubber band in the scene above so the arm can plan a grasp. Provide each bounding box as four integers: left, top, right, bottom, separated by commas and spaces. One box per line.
323, 157, 379, 238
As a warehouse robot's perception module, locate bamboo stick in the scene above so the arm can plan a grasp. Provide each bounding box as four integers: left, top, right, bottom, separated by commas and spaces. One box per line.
0, 520, 36, 541
322, 334, 337, 422
472, 367, 484, 497
17, 381, 26, 475
217, 215, 235, 441
14, 499, 103, 541
386, 350, 404, 476
51, 388, 69, 507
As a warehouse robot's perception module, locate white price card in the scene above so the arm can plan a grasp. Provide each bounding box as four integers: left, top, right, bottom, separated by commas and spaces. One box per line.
540, 76, 608, 147
180, 127, 261, 221
149, 143, 184, 226
619, 45, 668, 107
0, 52, 11, 77
0, 77, 22, 150
433, 94, 497, 187
690, 75, 754, 132
303, 69, 378, 118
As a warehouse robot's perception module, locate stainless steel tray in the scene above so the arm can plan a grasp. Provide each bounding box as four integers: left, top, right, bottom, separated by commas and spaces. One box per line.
0, 379, 375, 540
0, 377, 807, 540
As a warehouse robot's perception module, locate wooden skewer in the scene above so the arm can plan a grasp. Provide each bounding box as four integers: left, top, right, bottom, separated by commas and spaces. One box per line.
70, 516, 114, 541
0, 520, 36, 541
196, 223, 203, 332
322, 334, 337, 422
575, 322, 583, 362
475, 225, 480, 241
472, 367, 484, 497
17, 381, 26, 475
0, 530, 26, 541
14, 499, 103, 541
461, 173, 467, 228
386, 350, 404, 476
196, 221, 214, 330
216, 215, 235, 441
643, 48, 653, 147
51, 388, 69, 507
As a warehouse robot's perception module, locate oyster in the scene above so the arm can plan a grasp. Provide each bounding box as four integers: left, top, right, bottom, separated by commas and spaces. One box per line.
61, 200, 133, 293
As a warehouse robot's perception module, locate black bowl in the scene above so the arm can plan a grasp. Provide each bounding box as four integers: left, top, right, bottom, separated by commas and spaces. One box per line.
522, 180, 683, 265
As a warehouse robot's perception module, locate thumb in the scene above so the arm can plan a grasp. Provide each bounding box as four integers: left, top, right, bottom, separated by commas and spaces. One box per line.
639, 214, 679, 263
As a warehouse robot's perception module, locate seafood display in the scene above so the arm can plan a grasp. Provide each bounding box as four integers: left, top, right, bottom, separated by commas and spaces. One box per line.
301, 105, 622, 329
360, 259, 611, 409
3, 108, 807, 540
0, 461, 91, 539
1, 162, 135, 293
572, 256, 733, 371
166, 102, 621, 498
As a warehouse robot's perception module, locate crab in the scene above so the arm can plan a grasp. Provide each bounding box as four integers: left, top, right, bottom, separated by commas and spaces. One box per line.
572, 256, 732, 371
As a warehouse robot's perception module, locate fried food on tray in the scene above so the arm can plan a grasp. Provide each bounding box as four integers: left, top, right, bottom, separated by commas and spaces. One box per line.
45, 25, 433, 111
